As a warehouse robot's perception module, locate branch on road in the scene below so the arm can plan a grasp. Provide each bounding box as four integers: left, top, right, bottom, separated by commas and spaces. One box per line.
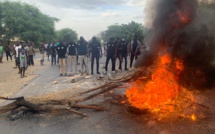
0, 69, 145, 118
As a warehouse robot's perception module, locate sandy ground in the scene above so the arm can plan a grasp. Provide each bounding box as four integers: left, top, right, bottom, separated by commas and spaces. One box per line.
0, 56, 44, 101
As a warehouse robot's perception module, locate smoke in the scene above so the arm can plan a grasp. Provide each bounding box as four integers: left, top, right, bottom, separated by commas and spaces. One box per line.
136, 0, 215, 88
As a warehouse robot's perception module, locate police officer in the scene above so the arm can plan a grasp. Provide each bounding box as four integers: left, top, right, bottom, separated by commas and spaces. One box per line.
57, 42, 67, 76
130, 35, 141, 68
50, 42, 56, 66
67, 40, 77, 74
120, 38, 129, 71
104, 37, 117, 74
89, 37, 102, 75
77, 36, 89, 75
115, 38, 122, 71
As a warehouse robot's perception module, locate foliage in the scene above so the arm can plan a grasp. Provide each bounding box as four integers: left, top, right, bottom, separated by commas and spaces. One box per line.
56, 28, 78, 43
199, 0, 215, 8
0, 1, 58, 46
101, 21, 145, 43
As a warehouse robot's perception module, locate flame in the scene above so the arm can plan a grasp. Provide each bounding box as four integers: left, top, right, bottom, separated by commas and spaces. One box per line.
191, 114, 197, 121
126, 53, 195, 120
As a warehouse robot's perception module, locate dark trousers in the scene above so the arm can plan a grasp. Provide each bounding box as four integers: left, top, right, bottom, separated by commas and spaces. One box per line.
130, 53, 137, 68
105, 56, 115, 72
121, 54, 127, 70
91, 55, 99, 74
116, 53, 122, 70
51, 55, 56, 65
29, 55, 34, 66
6, 51, 12, 61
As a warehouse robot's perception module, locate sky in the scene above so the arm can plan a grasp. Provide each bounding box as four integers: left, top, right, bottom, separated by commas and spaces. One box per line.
1, 0, 145, 40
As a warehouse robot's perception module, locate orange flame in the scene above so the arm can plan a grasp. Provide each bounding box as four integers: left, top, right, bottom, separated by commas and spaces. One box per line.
126, 53, 194, 120
191, 114, 197, 121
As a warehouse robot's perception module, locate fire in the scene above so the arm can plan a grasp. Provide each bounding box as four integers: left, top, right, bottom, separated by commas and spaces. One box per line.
177, 10, 190, 24
191, 114, 197, 121
126, 53, 195, 120
126, 53, 181, 110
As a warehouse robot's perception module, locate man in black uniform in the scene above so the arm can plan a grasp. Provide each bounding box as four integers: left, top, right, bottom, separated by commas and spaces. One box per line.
130, 35, 141, 68
56, 42, 67, 76
77, 36, 89, 75
120, 38, 128, 71
115, 38, 122, 71
89, 37, 102, 75
104, 37, 117, 74
67, 40, 77, 74
50, 43, 57, 66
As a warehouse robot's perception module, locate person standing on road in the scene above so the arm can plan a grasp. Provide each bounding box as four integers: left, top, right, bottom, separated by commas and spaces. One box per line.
89, 37, 102, 75
14, 42, 22, 72
130, 35, 141, 68
57, 42, 67, 76
4, 45, 12, 62
104, 37, 117, 74
0, 45, 3, 63
18, 43, 28, 78
67, 40, 77, 74
39, 43, 45, 66
50, 43, 57, 66
46, 43, 51, 61
28, 43, 35, 66
77, 36, 89, 75
115, 38, 122, 71
119, 38, 129, 71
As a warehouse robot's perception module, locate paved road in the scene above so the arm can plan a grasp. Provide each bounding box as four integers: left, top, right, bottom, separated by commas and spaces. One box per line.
0, 54, 150, 134
0, 54, 214, 134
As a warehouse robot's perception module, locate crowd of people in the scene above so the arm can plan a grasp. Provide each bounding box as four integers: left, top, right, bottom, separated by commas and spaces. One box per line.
0, 41, 35, 78
39, 35, 145, 76
0, 35, 145, 77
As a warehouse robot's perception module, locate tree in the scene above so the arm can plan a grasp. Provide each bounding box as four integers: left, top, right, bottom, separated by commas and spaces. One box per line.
0, 1, 58, 46
56, 28, 78, 43
101, 21, 145, 43
199, 0, 215, 8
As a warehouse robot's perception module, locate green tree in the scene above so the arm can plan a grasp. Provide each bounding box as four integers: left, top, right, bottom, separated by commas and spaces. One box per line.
101, 21, 145, 43
56, 28, 78, 43
0, 1, 58, 46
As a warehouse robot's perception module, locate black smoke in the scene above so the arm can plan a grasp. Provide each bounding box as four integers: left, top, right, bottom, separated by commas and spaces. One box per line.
135, 0, 215, 89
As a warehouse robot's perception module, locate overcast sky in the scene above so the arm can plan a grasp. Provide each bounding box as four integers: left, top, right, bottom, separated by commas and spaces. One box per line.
2, 0, 145, 40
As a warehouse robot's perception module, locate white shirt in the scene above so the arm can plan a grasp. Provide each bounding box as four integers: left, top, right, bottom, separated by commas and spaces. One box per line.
15, 45, 21, 57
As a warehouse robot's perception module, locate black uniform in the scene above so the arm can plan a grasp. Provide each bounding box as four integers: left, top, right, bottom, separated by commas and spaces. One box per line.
120, 40, 128, 70
57, 44, 67, 58
115, 40, 122, 70
105, 41, 117, 72
77, 41, 88, 56
67, 43, 77, 56
130, 40, 140, 68
77, 40, 88, 70
50, 44, 56, 65
89, 42, 101, 74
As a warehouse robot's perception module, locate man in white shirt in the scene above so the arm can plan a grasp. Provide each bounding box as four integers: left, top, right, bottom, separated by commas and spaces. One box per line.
14, 42, 22, 72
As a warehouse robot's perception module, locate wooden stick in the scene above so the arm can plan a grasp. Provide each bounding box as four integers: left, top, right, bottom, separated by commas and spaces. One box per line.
72, 104, 107, 111
75, 84, 120, 104
0, 102, 19, 114
69, 108, 88, 117
0, 96, 24, 101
